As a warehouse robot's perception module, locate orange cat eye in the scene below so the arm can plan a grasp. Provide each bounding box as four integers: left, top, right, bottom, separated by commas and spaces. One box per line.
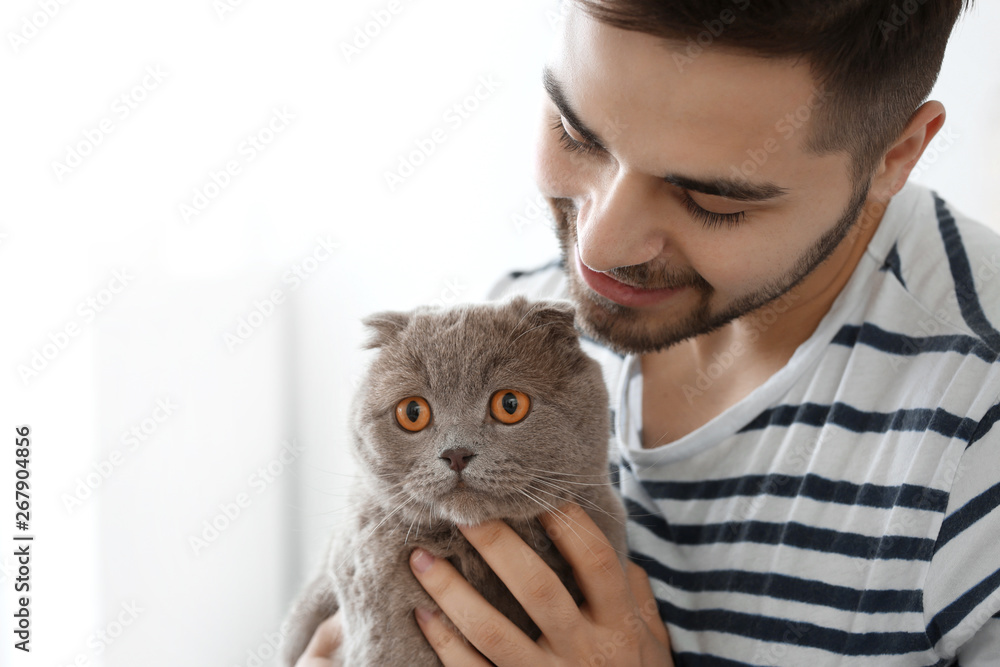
490, 390, 530, 424
395, 397, 431, 432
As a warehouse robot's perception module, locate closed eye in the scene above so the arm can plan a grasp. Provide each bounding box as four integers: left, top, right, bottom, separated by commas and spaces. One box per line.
680, 190, 747, 230
550, 113, 603, 156
550, 108, 747, 230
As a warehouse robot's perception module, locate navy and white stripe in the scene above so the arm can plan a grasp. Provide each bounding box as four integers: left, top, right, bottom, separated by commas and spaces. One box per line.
486, 181, 1000, 666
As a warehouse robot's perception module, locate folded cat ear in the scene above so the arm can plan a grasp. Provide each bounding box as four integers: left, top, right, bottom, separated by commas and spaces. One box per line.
505, 296, 579, 340
361, 310, 412, 349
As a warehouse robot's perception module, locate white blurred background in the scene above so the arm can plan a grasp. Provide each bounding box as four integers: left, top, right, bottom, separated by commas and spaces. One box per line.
0, 1, 996, 665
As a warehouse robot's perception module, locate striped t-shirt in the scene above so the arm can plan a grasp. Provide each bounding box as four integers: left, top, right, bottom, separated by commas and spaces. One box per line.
486, 180, 1000, 666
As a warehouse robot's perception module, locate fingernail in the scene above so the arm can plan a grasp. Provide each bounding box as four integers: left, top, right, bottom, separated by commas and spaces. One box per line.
411, 547, 434, 573
415, 606, 436, 623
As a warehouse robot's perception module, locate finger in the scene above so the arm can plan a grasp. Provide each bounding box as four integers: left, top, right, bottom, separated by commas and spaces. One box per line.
626, 562, 670, 647
414, 607, 492, 667
304, 612, 343, 657
537, 502, 632, 624
458, 519, 582, 643
410, 547, 545, 666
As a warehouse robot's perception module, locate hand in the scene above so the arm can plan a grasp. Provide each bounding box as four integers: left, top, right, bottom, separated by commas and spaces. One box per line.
294, 612, 343, 667
409, 502, 673, 666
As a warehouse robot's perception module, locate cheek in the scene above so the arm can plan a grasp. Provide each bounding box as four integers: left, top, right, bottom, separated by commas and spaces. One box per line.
531, 109, 600, 198
683, 214, 827, 291
533, 132, 578, 198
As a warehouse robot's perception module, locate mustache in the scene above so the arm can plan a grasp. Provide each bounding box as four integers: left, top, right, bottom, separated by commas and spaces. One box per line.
606, 262, 702, 291
549, 196, 706, 292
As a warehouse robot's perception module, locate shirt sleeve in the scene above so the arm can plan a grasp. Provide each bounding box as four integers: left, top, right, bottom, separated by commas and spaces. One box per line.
484, 258, 567, 301
923, 395, 1000, 661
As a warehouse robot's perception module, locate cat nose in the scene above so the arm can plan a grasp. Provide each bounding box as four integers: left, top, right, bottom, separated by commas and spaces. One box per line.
440, 448, 475, 473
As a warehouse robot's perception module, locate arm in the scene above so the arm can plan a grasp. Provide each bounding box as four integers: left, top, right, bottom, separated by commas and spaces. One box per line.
409, 502, 673, 666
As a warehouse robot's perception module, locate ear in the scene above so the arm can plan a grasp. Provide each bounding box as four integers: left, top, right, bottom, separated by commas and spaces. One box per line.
360, 310, 411, 349
869, 100, 947, 201
505, 296, 580, 341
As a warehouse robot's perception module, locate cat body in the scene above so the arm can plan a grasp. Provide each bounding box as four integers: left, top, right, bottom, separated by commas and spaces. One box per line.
281, 297, 627, 666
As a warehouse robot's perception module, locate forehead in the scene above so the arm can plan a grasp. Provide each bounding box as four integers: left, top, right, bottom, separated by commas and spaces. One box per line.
550, 7, 834, 184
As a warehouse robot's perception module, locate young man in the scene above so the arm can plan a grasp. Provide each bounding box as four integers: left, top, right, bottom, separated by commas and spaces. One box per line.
299, 1, 996, 665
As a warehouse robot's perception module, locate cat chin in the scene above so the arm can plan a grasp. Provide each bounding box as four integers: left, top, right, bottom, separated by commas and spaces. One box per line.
428, 491, 541, 526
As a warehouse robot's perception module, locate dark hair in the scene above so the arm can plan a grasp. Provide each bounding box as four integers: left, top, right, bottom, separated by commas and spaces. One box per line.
573, 0, 975, 186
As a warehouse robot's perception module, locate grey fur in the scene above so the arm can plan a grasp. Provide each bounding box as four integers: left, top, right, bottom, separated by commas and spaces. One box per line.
280, 296, 627, 666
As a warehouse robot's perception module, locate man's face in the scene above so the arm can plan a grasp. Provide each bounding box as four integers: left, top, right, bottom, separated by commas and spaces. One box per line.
535, 7, 871, 355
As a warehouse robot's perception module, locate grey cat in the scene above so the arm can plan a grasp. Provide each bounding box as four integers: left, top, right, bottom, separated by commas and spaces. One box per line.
280, 296, 627, 666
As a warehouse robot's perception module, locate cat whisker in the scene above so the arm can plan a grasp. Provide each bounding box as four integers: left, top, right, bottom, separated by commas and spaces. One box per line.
529, 479, 627, 528
521, 466, 617, 482
404, 513, 419, 546
526, 514, 538, 547
337, 497, 415, 567
529, 481, 618, 524
302, 466, 363, 479
523, 487, 631, 560
516, 488, 547, 515
314, 488, 411, 520
530, 476, 616, 488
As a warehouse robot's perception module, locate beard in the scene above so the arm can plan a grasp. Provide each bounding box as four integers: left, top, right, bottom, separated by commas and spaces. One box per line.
550, 182, 872, 356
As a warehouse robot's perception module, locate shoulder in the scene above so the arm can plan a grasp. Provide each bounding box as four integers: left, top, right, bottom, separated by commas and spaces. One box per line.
841, 183, 1000, 424
485, 258, 569, 302
868, 182, 1000, 356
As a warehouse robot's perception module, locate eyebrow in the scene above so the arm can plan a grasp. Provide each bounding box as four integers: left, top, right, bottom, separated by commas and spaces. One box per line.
661, 174, 789, 203
541, 66, 790, 204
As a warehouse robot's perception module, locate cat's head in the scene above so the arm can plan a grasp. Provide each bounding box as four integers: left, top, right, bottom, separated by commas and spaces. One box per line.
352, 296, 612, 525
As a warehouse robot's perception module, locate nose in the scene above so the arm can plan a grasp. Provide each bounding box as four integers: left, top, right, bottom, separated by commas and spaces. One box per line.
578, 172, 668, 272
440, 448, 476, 473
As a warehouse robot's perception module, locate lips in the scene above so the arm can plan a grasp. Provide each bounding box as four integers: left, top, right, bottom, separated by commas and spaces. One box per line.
574, 246, 686, 308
